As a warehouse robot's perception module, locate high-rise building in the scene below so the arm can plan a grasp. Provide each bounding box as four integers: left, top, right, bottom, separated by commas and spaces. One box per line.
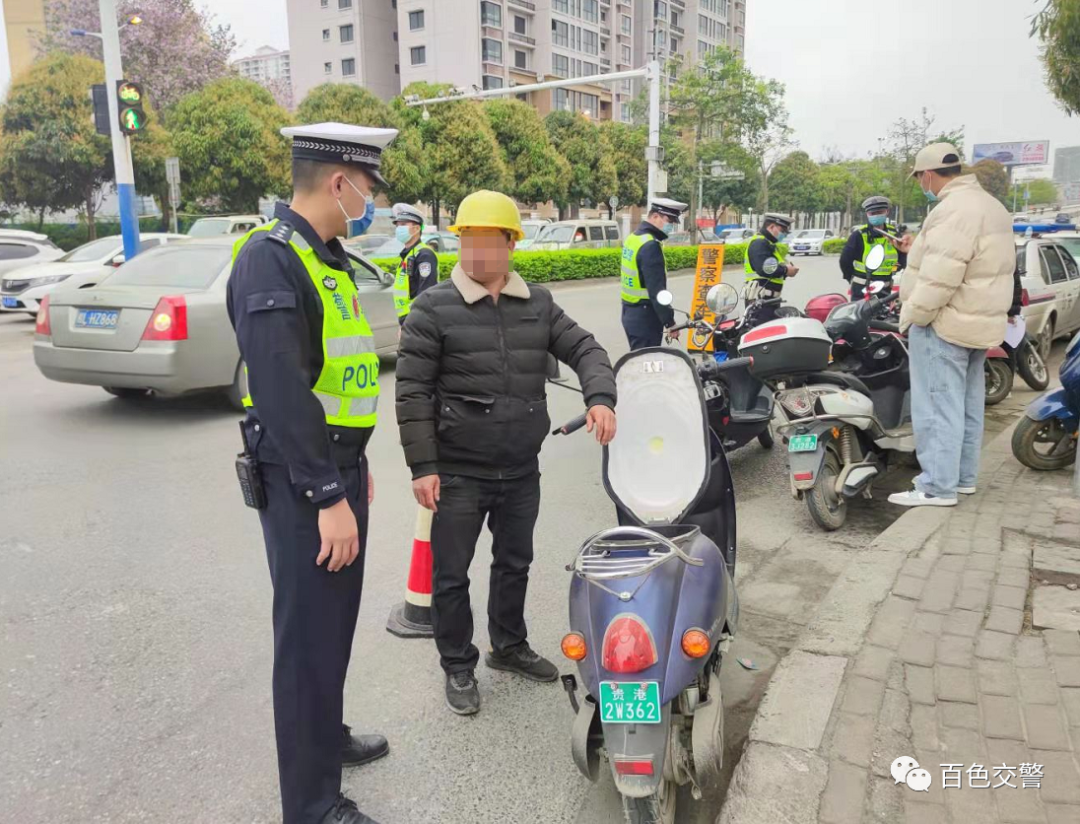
635, 0, 744, 82
286, 0, 401, 106
234, 46, 292, 86
1053, 146, 1080, 187
3, 0, 47, 82
397, 0, 631, 122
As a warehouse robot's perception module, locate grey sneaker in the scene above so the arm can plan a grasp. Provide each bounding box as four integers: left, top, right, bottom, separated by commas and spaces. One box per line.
445, 670, 480, 716
485, 644, 559, 682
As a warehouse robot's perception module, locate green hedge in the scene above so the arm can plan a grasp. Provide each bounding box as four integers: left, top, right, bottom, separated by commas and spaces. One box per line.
371, 242, 767, 284
822, 238, 846, 255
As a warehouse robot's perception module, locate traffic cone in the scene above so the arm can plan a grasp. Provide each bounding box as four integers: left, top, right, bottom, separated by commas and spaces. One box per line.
386, 505, 435, 639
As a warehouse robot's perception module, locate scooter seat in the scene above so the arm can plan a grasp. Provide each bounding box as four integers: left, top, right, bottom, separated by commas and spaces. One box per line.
807, 371, 872, 397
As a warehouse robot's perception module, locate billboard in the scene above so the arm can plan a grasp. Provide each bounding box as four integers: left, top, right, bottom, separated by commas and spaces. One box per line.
971, 141, 1051, 167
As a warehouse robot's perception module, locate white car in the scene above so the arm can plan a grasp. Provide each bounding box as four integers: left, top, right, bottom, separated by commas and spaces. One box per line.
1, 233, 187, 315
1016, 237, 1080, 359
717, 228, 755, 243
0, 230, 65, 277
788, 229, 836, 256
187, 215, 268, 237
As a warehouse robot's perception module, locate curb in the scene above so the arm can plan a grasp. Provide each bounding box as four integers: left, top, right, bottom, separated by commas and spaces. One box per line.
717, 420, 1027, 824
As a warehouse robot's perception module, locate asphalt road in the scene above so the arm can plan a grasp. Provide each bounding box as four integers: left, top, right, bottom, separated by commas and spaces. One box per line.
0, 254, 1043, 824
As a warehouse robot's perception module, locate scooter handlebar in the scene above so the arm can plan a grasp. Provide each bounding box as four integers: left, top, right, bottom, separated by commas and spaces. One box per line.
553, 412, 589, 436
699, 355, 754, 381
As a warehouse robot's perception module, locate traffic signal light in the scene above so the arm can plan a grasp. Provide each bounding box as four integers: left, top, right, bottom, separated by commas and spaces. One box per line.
117, 81, 148, 134
90, 84, 110, 136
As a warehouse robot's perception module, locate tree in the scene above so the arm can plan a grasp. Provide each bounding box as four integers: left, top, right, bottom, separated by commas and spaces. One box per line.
597, 121, 647, 217
967, 160, 1011, 205
544, 110, 617, 218
886, 108, 965, 222
1032, 0, 1080, 116
39, 0, 235, 111
168, 78, 291, 213
1022, 177, 1061, 206
767, 151, 823, 219
0, 53, 111, 234
485, 99, 569, 207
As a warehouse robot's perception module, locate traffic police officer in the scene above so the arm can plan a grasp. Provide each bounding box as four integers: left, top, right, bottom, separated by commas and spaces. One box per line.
227, 122, 396, 824
621, 198, 688, 349
391, 203, 439, 324
744, 213, 799, 323
840, 195, 911, 298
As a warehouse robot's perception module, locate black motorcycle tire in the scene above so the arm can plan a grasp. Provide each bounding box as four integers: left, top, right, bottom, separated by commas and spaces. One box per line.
1016, 340, 1050, 392
806, 451, 847, 531
1011, 417, 1078, 471
758, 426, 775, 449
622, 777, 677, 824
984, 359, 1014, 406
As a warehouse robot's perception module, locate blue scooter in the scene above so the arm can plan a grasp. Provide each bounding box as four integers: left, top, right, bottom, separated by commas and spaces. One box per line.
555, 289, 747, 823
1012, 330, 1080, 471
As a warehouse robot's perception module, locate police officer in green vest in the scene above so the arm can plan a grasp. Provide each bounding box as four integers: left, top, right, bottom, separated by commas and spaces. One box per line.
391, 203, 438, 324
840, 195, 912, 299
744, 213, 798, 324
227, 123, 396, 824
621, 198, 688, 350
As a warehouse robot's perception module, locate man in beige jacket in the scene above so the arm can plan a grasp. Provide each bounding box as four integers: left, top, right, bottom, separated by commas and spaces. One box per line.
889, 143, 1014, 507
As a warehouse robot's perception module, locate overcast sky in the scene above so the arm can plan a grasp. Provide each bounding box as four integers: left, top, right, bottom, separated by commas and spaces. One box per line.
0, 0, 1073, 176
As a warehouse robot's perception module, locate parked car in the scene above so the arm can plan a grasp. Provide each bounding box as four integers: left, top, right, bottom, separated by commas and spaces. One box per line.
1016, 237, 1080, 359
788, 228, 836, 256
1, 233, 187, 315
716, 227, 755, 242
33, 238, 398, 408
529, 220, 621, 251
0, 230, 64, 279
187, 215, 269, 237
1056, 213, 1073, 225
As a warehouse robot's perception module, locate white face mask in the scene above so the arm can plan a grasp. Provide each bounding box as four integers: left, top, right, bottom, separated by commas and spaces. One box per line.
336, 174, 375, 238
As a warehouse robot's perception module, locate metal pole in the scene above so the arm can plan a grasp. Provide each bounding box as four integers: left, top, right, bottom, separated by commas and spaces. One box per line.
698, 160, 704, 227
647, 60, 661, 206
98, 0, 139, 260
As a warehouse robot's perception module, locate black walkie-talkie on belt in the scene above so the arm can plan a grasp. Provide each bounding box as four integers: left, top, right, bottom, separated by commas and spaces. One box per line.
235, 421, 267, 510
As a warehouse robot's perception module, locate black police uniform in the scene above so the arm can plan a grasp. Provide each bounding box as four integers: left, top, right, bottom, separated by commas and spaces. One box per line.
397, 242, 439, 325
227, 201, 372, 824
622, 222, 676, 350
839, 223, 908, 300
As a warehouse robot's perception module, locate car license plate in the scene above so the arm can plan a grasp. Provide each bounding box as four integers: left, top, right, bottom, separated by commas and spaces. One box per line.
599, 681, 661, 725
795, 245, 809, 251
2, 297, 18, 308
76, 309, 119, 329
789, 434, 819, 453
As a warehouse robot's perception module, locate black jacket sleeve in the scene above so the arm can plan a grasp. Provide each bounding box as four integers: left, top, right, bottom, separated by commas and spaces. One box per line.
747, 237, 790, 279
545, 291, 617, 410
1009, 266, 1023, 317
839, 230, 863, 282
395, 292, 443, 479
228, 240, 345, 507
636, 240, 676, 327
412, 247, 440, 297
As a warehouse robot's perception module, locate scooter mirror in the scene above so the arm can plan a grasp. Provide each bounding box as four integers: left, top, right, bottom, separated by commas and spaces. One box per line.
866, 280, 887, 296
656, 290, 674, 307
762, 257, 780, 275
865, 244, 887, 273
705, 282, 740, 317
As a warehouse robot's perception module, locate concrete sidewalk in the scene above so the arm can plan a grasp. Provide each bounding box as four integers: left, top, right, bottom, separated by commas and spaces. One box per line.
718, 423, 1080, 824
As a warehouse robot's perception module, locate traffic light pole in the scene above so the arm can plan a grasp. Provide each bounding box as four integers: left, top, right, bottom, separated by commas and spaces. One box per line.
98, 0, 139, 260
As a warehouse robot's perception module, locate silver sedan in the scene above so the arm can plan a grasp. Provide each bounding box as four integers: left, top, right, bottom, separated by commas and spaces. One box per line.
33, 238, 399, 408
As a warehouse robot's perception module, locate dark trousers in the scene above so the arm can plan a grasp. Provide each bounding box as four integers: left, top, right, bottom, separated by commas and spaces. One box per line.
622, 302, 664, 350
430, 472, 541, 674
257, 447, 369, 824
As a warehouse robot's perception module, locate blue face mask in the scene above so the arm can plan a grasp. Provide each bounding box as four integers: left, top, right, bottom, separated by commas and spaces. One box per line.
868, 214, 888, 227
337, 175, 376, 238
395, 224, 415, 244
776, 231, 788, 243
664, 222, 677, 234
920, 174, 939, 203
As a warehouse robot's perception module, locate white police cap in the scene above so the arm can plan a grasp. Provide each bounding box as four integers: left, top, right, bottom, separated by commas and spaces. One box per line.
391, 203, 425, 225
281, 122, 399, 186
649, 198, 688, 220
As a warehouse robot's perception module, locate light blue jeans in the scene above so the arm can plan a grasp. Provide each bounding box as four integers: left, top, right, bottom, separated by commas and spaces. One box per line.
908, 324, 988, 499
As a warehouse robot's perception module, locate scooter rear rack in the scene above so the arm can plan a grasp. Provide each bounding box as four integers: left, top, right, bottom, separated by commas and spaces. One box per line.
568, 526, 704, 601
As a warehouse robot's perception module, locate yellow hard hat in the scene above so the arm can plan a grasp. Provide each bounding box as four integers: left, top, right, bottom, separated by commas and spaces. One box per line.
448, 190, 524, 241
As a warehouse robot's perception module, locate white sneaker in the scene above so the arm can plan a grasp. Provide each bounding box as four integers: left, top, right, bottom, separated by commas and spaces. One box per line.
888, 490, 958, 508
956, 486, 977, 495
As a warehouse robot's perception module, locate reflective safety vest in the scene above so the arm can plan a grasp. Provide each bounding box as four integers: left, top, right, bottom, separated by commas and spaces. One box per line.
621, 233, 656, 304
393, 243, 427, 319
236, 221, 379, 429
853, 224, 900, 281
744, 235, 786, 287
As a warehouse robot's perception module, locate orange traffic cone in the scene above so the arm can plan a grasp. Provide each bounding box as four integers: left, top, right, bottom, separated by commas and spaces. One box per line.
386, 505, 435, 639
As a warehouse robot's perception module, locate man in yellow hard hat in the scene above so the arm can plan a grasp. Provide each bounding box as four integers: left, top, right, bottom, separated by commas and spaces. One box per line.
395, 190, 617, 716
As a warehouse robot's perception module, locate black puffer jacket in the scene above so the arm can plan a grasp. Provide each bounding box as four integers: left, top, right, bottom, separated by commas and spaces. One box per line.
396, 266, 616, 480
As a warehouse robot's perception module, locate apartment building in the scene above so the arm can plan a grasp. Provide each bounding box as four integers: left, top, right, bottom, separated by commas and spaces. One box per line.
1054, 146, 1080, 188
397, 0, 633, 122
635, 0, 745, 75
234, 46, 292, 86
3, 0, 47, 81
286, 0, 401, 104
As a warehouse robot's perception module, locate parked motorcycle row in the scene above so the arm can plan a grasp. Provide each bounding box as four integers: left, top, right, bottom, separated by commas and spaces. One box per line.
547, 248, 1079, 824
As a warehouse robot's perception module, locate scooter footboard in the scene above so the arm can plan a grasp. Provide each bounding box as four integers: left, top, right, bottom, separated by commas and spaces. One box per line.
786, 422, 836, 494
601, 705, 673, 798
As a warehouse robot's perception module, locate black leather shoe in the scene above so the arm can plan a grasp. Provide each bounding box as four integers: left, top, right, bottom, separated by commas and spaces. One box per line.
485, 643, 559, 682
319, 794, 380, 824
341, 724, 389, 768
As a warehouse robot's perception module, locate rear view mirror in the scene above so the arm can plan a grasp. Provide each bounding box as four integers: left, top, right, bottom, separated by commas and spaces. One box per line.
656, 290, 674, 307
762, 257, 779, 275
865, 244, 886, 273
706, 283, 740, 317
867, 281, 887, 296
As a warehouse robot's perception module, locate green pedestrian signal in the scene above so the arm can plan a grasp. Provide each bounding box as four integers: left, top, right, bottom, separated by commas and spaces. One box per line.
117, 81, 149, 134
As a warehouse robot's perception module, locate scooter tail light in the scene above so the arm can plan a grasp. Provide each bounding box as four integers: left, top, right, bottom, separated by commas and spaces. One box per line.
794, 472, 814, 481
743, 324, 788, 344
614, 758, 655, 776
561, 632, 587, 661
1021, 288, 1030, 307
602, 616, 658, 674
